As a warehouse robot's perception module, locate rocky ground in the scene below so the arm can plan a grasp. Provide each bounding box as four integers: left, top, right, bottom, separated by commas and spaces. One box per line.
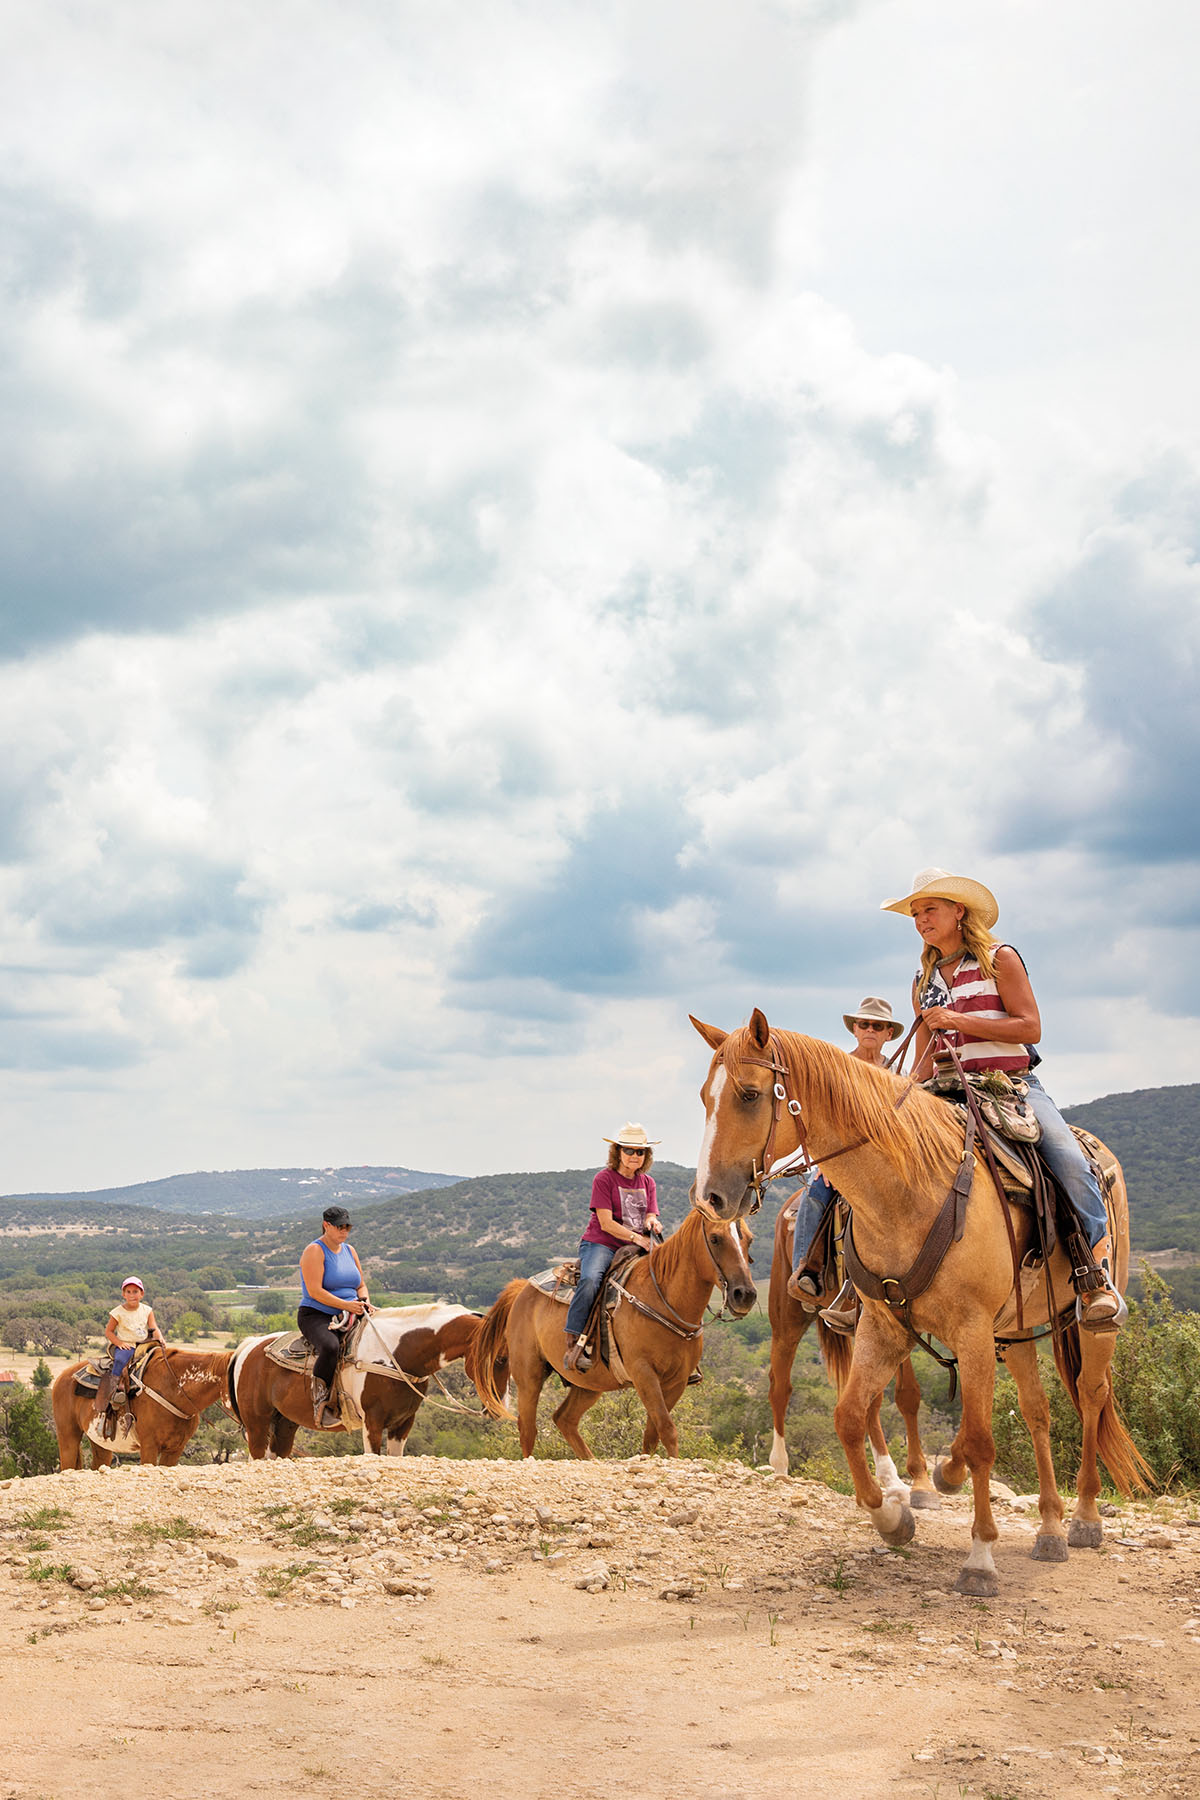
1, 1454, 1198, 1800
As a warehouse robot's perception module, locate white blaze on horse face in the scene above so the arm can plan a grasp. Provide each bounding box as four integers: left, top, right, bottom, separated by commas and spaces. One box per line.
694, 1066, 726, 1203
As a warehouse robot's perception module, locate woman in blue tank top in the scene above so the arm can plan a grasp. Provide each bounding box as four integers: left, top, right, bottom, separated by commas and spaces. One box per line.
297, 1205, 373, 1425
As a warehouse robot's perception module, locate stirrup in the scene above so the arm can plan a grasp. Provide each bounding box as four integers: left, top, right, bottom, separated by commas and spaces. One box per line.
1076, 1286, 1127, 1333
564, 1339, 592, 1373
818, 1279, 860, 1337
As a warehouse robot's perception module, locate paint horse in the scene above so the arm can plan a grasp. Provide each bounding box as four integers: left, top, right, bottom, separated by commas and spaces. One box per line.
471, 1205, 756, 1458
230, 1303, 486, 1458
767, 1196, 937, 1509
693, 1009, 1149, 1597
53, 1347, 234, 1468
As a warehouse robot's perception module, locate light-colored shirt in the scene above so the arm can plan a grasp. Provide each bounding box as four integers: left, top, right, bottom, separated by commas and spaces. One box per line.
109, 1301, 152, 1347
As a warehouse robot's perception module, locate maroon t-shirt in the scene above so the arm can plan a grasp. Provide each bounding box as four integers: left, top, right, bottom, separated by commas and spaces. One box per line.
582, 1168, 659, 1248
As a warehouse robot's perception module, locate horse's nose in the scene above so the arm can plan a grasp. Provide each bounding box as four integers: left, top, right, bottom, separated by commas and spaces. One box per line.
702, 1189, 732, 1220
730, 1282, 757, 1315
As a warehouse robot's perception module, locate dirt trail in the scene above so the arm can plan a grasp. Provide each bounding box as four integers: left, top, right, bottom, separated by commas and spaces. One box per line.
2, 1454, 1198, 1799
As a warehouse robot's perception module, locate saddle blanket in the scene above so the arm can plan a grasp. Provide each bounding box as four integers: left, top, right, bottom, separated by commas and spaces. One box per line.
527, 1266, 626, 1315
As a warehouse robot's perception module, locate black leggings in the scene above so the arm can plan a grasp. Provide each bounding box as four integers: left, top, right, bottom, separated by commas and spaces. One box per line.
297, 1307, 342, 1387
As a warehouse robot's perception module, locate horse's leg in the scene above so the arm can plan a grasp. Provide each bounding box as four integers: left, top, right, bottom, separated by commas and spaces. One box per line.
933, 1327, 1002, 1598
767, 1310, 808, 1478
1000, 1339, 1067, 1561
551, 1382, 603, 1459
55, 1407, 84, 1473
270, 1415, 301, 1459
1067, 1328, 1119, 1549
894, 1355, 938, 1509
865, 1392, 910, 1507
832, 1310, 915, 1545
512, 1326, 550, 1458
243, 1407, 273, 1460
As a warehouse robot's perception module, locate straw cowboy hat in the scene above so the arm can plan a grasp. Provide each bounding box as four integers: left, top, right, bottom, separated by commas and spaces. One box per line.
842, 996, 904, 1040
602, 1122, 661, 1148
879, 866, 999, 930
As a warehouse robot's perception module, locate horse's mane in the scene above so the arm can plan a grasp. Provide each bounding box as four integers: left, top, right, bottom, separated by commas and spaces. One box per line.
721, 1025, 962, 1190
649, 1204, 712, 1283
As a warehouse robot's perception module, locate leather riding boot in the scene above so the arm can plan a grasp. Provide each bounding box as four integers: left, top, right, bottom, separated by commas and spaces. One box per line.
311, 1377, 329, 1425
1075, 1236, 1127, 1333
563, 1334, 592, 1373
818, 1279, 860, 1337
786, 1270, 823, 1310
91, 1370, 117, 1423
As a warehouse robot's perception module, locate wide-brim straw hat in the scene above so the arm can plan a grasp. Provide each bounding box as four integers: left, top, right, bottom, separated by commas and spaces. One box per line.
602, 1122, 661, 1148
880, 866, 999, 930
842, 996, 904, 1040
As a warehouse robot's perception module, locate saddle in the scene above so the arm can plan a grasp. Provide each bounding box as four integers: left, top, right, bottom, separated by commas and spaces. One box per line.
80, 1342, 158, 1440
540, 1247, 645, 1373
264, 1317, 366, 1428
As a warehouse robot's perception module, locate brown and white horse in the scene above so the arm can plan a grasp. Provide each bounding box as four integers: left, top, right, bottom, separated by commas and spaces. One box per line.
693, 1009, 1149, 1597
471, 1206, 756, 1458
767, 1199, 936, 1507
230, 1303, 486, 1458
52, 1347, 233, 1469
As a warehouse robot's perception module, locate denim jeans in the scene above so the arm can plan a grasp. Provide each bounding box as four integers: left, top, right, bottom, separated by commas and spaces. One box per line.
565, 1240, 616, 1337
1023, 1074, 1108, 1247
111, 1345, 135, 1378
790, 1170, 836, 1276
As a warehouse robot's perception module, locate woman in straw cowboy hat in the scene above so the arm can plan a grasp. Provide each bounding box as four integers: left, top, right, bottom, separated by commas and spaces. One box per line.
881, 866, 1124, 1329
786, 998, 904, 1324
563, 1123, 664, 1372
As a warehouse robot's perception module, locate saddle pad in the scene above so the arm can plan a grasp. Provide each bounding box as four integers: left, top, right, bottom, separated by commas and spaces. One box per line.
527, 1267, 579, 1304
264, 1331, 314, 1370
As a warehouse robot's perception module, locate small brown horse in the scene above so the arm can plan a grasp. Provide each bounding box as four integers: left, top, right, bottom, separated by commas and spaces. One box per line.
693, 1009, 1150, 1596
231, 1304, 486, 1458
53, 1347, 233, 1469
472, 1206, 756, 1458
767, 1198, 937, 1508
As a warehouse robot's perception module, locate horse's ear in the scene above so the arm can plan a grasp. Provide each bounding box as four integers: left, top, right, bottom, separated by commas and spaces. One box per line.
748, 1007, 771, 1050
689, 1014, 727, 1051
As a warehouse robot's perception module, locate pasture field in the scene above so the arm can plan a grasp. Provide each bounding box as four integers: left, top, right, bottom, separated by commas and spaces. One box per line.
0, 1453, 1197, 1798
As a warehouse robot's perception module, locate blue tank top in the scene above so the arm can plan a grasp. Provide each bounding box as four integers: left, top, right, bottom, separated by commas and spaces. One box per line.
299, 1240, 361, 1316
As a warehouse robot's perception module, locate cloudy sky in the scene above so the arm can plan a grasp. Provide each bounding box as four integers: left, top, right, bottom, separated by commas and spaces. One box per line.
2, 0, 1198, 1192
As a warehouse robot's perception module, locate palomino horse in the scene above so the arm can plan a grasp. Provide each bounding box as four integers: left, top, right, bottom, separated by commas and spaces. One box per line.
693, 1009, 1149, 1597
53, 1347, 233, 1469
767, 1199, 936, 1508
472, 1207, 756, 1458
230, 1304, 486, 1458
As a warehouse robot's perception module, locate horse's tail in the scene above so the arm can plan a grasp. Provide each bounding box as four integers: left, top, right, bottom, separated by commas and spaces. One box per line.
1053, 1322, 1155, 1496
471, 1281, 522, 1419
816, 1320, 855, 1393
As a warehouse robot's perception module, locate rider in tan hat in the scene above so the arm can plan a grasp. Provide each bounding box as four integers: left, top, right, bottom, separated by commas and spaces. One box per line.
563, 1124, 664, 1371
787, 999, 903, 1322
881, 866, 1124, 1330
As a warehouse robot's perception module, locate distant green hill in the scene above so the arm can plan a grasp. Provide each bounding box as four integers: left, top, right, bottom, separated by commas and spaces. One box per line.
1063, 1083, 1200, 1253
3, 1164, 458, 1222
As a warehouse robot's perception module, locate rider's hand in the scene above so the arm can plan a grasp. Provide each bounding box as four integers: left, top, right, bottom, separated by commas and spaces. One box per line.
920, 1006, 957, 1032
348, 1300, 366, 1316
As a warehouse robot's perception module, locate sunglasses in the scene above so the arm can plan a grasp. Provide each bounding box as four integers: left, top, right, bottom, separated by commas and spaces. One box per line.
854, 1020, 889, 1030
619, 1146, 647, 1155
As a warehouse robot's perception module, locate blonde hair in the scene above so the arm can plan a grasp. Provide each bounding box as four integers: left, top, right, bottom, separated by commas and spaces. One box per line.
606, 1144, 655, 1174
917, 903, 999, 985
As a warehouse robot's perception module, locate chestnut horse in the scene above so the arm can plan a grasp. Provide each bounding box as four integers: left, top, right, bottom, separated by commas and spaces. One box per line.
693, 1009, 1149, 1597
767, 1198, 936, 1508
53, 1347, 233, 1469
471, 1206, 756, 1458
230, 1304, 486, 1458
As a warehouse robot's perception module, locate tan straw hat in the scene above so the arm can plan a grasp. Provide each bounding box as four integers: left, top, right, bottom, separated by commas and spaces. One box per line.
842, 996, 904, 1040
602, 1122, 661, 1148
879, 866, 999, 930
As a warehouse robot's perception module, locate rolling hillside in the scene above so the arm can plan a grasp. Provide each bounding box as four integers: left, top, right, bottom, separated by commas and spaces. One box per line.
4, 1164, 458, 1221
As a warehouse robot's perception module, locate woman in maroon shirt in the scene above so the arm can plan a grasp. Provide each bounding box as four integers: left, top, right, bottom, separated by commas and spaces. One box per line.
564, 1123, 663, 1371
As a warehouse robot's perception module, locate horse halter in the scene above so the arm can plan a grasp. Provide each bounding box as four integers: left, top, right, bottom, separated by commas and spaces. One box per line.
717, 1032, 806, 1207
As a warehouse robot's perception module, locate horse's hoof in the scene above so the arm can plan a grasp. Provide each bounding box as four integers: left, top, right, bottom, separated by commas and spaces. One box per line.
933, 1457, 966, 1495
908, 1487, 942, 1512
953, 1567, 999, 1598
1068, 1518, 1104, 1550
1031, 1532, 1069, 1563
879, 1504, 916, 1547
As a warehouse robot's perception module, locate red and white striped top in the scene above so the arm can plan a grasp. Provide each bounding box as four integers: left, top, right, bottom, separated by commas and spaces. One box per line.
918, 948, 1031, 1074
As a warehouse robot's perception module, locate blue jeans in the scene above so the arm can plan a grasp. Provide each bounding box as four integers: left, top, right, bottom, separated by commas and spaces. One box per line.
1024, 1074, 1108, 1247
790, 1171, 835, 1276
565, 1241, 615, 1337
111, 1346, 135, 1378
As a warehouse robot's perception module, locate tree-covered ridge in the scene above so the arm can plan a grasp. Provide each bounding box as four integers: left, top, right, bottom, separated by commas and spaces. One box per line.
1063, 1083, 1200, 1252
